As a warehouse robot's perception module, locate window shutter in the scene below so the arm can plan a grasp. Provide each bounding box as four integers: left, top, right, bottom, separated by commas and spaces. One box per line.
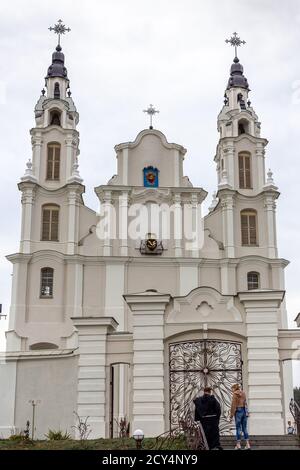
51, 210, 59, 241
245, 156, 251, 188
249, 215, 257, 245
239, 155, 245, 188
241, 214, 249, 245
42, 209, 51, 240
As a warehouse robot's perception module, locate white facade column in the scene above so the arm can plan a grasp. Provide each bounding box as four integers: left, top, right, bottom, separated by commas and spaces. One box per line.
73, 263, 83, 317
102, 191, 113, 256
124, 291, 171, 437
65, 137, 77, 181
223, 145, 235, 187
220, 259, 238, 295
173, 194, 182, 257
263, 193, 278, 259
119, 191, 129, 256
238, 291, 285, 435
220, 192, 235, 258
67, 186, 81, 255
122, 149, 128, 185
72, 317, 118, 438
19, 183, 35, 254
256, 146, 266, 190
30, 133, 43, 181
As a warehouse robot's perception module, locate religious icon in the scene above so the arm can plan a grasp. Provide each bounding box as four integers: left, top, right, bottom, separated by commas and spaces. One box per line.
143, 166, 159, 187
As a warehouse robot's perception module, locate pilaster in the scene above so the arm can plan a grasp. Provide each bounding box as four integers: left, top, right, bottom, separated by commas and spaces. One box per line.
18, 182, 36, 254
173, 193, 182, 257
72, 317, 118, 438
124, 291, 171, 436
238, 290, 285, 435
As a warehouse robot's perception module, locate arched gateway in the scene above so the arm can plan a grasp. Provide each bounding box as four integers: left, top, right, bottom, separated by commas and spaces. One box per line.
169, 339, 243, 433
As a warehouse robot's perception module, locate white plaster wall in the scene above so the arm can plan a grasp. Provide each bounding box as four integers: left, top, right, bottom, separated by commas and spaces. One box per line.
14, 357, 77, 439
179, 265, 198, 296
0, 361, 17, 437
105, 263, 125, 330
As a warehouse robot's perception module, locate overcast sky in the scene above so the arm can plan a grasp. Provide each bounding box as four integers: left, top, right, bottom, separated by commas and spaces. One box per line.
0, 0, 299, 385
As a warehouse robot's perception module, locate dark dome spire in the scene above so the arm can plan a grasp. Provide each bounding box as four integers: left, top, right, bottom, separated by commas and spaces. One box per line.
46, 44, 68, 79
227, 57, 249, 90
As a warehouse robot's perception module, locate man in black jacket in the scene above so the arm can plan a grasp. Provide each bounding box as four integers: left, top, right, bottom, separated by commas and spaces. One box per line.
194, 387, 222, 450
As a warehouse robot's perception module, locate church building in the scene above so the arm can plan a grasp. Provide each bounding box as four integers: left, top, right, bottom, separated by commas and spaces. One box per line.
1, 26, 299, 439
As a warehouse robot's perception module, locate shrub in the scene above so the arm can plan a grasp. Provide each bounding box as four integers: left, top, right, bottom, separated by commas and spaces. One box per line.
45, 429, 71, 441
9, 434, 24, 442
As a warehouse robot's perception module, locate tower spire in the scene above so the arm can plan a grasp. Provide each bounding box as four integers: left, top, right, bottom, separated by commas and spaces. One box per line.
46, 20, 71, 81
225, 32, 249, 91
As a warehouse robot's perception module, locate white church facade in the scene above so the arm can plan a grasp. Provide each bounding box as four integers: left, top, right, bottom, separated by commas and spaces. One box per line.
1, 29, 300, 439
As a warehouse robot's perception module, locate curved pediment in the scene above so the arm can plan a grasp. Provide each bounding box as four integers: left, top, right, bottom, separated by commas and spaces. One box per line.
166, 286, 242, 324
114, 129, 187, 155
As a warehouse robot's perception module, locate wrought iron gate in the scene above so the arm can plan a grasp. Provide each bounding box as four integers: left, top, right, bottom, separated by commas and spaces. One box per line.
169, 340, 243, 434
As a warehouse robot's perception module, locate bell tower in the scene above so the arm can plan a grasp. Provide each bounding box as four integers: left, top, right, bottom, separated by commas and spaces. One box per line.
18, 20, 84, 256
213, 33, 279, 260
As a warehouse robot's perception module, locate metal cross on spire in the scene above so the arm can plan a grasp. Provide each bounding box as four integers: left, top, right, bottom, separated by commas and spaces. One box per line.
49, 19, 71, 46
143, 104, 159, 129
225, 32, 246, 59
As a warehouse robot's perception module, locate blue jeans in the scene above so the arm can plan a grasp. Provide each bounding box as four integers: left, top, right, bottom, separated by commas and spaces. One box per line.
235, 407, 249, 441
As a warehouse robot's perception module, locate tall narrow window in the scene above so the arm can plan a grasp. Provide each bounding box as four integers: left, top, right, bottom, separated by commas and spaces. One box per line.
41, 205, 59, 241
241, 210, 258, 246
50, 110, 61, 126
40, 267, 54, 298
247, 272, 260, 290
239, 153, 252, 189
47, 143, 60, 180
54, 82, 60, 99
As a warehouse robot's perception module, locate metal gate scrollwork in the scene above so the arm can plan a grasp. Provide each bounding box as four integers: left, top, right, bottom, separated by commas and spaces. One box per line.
169, 340, 243, 435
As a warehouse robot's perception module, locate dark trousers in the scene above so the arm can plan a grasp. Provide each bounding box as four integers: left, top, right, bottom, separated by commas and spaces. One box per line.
200, 416, 221, 449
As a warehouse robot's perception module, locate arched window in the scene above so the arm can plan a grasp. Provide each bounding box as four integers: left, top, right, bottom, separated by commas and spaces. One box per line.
241, 209, 258, 246
239, 152, 252, 189
247, 272, 260, 290
46, 143, 60, 180
238, 118, 249, 135
54, 82, 60, 99
41, 205, 59, 241
50, 110, 61, 126
40, 267, 54, 298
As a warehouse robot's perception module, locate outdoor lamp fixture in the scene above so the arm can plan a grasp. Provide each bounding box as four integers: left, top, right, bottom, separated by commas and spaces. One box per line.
133, 429, 144, 449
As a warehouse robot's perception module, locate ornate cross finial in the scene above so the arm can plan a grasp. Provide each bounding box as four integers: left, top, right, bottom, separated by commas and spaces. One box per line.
49, 19, 71, 46
143, 104, 159, 129
225, 32, 246, 59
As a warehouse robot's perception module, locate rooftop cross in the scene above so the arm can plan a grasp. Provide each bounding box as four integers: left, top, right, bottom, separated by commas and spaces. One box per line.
143, 104, 159, 129
49, 19, 71, 47
225, 32, 246, 59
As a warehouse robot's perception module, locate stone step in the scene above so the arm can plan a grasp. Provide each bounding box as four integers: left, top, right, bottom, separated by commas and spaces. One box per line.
220, 435, 300, 440
220, 435, 300, 450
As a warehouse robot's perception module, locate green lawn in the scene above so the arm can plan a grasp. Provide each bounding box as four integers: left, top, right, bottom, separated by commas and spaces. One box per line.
0, 437, 188, 450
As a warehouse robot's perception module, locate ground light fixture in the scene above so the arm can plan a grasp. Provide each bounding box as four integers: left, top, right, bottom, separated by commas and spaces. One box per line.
133, 429, 144, 449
